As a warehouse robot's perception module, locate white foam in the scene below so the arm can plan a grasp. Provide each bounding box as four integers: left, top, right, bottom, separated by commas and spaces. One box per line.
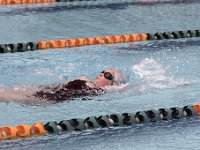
103, 83, 129, 92
132, 58, 194, 92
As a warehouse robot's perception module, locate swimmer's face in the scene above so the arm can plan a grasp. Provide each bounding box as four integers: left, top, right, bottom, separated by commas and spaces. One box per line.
95, 69, 115, 88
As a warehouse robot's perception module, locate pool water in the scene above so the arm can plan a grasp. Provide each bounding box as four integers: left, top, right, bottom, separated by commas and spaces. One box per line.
1, 0, 200, 149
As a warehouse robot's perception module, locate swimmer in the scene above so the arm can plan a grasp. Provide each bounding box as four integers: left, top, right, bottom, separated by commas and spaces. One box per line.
0, 69, 128, 103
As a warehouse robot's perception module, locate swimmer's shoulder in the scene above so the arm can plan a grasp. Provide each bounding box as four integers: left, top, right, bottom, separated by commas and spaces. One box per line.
76, 77, 96, 88
77, 76, 91, 82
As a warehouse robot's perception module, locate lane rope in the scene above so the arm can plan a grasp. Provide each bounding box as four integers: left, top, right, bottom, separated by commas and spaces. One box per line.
0, 104, 200, 140
0, 29, 199, 54
0, 0, 198, 6
0, 0, 102, 5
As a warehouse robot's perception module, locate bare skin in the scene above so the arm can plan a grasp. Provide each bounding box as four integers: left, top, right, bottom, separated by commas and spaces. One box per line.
0, 69, 124, 103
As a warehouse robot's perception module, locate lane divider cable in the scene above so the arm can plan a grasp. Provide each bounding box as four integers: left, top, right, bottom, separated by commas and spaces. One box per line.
0, 0, 104, 5
0, 104, 200, 140
0, 29, 199, 54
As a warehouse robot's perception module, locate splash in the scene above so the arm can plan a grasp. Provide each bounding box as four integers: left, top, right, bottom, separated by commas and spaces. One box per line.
104, 83, 129, 92
132, 58, 193, 92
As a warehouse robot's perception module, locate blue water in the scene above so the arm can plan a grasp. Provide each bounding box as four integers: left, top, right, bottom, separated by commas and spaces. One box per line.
1, 0, 200, 150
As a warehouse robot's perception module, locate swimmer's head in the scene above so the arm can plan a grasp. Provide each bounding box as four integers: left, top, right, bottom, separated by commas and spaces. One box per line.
95, 69, 128, 88
112, 69, 128, 85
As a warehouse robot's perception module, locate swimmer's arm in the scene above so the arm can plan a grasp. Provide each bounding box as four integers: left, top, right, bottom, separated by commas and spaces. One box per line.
0, 93, 24, 102
0, 85, 34, 101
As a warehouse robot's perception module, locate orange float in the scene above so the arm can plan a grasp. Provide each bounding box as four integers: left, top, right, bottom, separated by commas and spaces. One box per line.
35, 0, 48, 3
111, 35, 121, 43
16, 124, 31, 138
135, 34, 142, 41
142, 33, 148, 41
65, 39, 76, 47
0, 131, 2, 140
9, 0, 17, 4
193, 104, 200, 115
120, 35, 130, 42
0, 0, 12, 4
74, 38, 85, 46
30, 123, 47, 137
46, 0, 56, 2
128, 34, 136, 42
46, 40, 66, 49
0, 0, 56, 4
0, 126, 17, 140
38, 41, 48, 49
83, 37, 95, 45
102, 36, 121, 44
18, 0, 33, 4
103, 36, 114, 44
93, 37, 104, 45
136, 33, 148, 41
120, 34, 148, 43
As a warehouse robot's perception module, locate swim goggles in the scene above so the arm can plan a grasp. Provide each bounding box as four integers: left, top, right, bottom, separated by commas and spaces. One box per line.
101, 71, 113, 81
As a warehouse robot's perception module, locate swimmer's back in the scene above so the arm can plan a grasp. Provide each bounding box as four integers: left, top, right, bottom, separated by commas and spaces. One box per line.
33, 79, 104, 101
